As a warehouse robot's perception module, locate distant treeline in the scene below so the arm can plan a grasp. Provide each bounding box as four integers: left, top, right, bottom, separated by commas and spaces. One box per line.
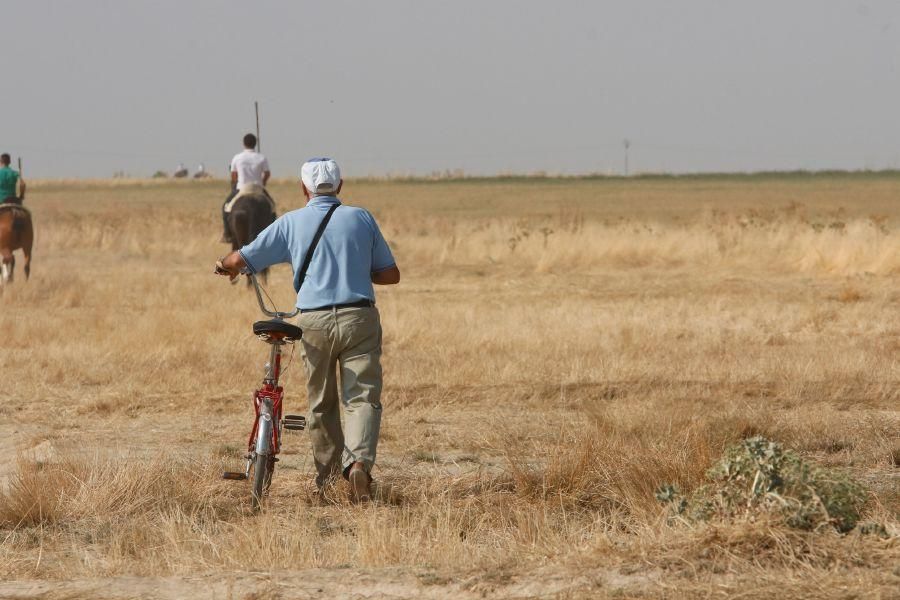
25, 168, 900, 187
350, 168, 900, 185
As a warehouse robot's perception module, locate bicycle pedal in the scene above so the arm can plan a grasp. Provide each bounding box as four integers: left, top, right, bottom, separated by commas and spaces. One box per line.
222, 471, 248, 481
283, 415, 307, 431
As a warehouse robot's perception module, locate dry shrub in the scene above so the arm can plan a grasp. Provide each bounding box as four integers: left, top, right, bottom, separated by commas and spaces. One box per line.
0, 455, 230, 528
504, 417, 719, 526
658, 437, 870, 533
648, 519, 897, 575
0, 458, 84, 526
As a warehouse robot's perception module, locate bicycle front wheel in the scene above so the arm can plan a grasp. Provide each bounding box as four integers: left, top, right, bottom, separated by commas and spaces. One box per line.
250, 453, 275, 510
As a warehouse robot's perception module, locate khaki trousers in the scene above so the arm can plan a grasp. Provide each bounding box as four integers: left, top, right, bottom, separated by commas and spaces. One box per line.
296, 306, 383, 486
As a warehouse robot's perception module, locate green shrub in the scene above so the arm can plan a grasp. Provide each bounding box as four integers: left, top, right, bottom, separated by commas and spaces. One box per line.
657, 436, 868, 533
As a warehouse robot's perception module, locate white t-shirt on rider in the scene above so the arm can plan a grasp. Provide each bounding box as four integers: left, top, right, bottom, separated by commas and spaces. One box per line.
230, 149, 270, 191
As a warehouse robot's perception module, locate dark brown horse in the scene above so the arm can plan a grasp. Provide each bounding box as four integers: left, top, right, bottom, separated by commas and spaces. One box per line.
0, 205, 33, 284
226, 193, 276, 283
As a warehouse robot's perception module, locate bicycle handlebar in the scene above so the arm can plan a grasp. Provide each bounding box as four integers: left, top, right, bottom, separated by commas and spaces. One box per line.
215, 260, 299, 320
244, 269, 300, 320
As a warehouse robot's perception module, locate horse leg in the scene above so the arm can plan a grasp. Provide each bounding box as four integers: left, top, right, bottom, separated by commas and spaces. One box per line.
22, 242, 32, 281
1, 250, 13, 284
19, 222, 33, 281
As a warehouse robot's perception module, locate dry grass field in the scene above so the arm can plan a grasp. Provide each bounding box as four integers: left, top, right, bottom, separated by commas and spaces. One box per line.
0, 174, 898, 599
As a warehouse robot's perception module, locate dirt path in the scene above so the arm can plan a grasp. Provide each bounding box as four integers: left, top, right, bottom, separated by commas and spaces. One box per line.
0, 566, 653, 599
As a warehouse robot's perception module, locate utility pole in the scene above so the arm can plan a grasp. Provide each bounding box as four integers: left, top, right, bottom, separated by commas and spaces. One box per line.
623, 139, 631, 177
255, 101, 261, 152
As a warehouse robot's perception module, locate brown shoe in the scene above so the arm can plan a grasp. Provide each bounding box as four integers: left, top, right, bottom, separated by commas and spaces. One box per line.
348, 464, 371, 504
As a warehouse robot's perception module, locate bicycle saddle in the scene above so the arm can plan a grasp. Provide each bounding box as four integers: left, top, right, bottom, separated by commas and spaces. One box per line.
253, 319, 302, 342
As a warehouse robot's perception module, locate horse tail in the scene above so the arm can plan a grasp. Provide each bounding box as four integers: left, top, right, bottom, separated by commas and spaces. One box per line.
245, 198, 270, 241
12, 209, 28, 234
248, 203, 260, 246
247, 198, 275, 282
229, 209, 248, 249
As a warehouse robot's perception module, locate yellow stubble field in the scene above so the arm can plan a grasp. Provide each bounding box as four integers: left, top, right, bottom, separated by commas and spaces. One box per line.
0, 174, 897, 598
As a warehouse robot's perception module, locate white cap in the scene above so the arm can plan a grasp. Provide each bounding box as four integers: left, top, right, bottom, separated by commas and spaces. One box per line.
300, 157, 341, 195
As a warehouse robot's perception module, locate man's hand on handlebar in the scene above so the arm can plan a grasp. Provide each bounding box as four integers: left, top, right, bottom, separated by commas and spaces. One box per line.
214, 259, 238, 281
215, 251, 248, 281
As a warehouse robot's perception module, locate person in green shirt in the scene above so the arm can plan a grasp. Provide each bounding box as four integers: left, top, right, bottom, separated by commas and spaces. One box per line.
0, 153, 25, 204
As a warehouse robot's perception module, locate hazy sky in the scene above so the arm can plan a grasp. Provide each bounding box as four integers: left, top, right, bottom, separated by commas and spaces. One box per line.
4, 1, 900, 178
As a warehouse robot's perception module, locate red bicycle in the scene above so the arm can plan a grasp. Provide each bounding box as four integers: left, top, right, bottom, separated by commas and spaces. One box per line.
222, 270, 306, 510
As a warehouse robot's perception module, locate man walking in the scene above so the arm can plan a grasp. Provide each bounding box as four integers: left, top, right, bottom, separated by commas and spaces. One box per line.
215, 157, 400, 503
221, 133, 272, 242
0, 154, 25, 204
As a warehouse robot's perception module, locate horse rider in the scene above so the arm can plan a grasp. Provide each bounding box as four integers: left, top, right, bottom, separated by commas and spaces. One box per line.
221, 133, 271, 243
0, 154, 25, 205
215, 157, 400, 503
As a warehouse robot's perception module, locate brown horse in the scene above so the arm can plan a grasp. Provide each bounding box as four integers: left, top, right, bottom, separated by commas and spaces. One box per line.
0, 205, 33, 284
226, 193, 276, 283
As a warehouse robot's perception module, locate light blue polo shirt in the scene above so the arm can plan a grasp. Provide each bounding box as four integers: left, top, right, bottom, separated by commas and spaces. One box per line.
239, 195, 396, 310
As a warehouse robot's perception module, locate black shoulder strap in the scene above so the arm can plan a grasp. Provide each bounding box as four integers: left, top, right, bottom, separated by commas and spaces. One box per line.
296, 203, 339, 290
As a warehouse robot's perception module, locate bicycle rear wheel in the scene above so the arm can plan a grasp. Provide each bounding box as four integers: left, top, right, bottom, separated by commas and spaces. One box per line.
250, 453, 275, 510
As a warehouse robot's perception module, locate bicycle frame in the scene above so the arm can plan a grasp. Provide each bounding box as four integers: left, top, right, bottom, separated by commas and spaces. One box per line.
246, 342, 285, 461
224, 271, 305, 500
